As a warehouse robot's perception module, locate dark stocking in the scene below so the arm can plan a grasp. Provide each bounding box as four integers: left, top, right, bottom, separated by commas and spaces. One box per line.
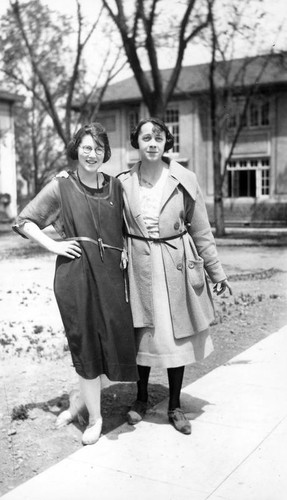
167, 366, 185, 410
136, 365, 151, 403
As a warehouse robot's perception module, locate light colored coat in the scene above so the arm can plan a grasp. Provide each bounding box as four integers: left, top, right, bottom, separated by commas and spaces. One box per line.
118, 159, 227, 339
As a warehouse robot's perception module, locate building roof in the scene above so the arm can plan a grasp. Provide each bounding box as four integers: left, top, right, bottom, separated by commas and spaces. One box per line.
100, 52, 287, 106
0, 89, 24, 103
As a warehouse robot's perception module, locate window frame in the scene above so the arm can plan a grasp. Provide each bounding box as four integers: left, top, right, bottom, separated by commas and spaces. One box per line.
127, 107, 140, 137
229, 97, 270, 130
226, 157, 270, 198
164, 107, 180, 155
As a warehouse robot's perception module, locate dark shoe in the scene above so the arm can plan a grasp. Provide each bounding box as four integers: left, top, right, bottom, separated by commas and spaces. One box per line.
127, 400, 147, 425
168, 408, 191, 435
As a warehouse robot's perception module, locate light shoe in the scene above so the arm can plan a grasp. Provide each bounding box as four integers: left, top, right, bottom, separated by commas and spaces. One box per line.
82, 417, 103, 445
55, 389, 87, 428
168, 408, 191, 435
55, 410, 73, 429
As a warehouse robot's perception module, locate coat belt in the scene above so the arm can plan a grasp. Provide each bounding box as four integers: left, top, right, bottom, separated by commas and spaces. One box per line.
126, 229, 187, 249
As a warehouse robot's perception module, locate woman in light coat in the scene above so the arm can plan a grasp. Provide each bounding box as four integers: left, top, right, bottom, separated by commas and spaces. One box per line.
117, 117, 232, 434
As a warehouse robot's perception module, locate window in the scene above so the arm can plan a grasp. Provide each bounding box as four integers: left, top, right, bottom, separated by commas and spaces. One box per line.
250, 103, 259, 127
128, 108, 139, 136
127, 107, 140, 165
260, 159, 270, 195
229, 98, 270, 129
164, 108, 180, 153
228, 113, 237, 128
261, 102, 270, 126
98, 114, 116, 132
227, 158, 270, 198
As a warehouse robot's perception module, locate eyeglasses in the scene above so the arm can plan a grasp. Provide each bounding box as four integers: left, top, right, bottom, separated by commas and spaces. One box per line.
79, 145, 105, 156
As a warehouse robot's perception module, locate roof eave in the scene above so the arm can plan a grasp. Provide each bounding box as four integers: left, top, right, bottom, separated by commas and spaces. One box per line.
0, 90, 24, 103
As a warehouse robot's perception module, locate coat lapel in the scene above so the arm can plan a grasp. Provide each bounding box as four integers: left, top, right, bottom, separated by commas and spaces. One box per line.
122, 163, 148, 237
159, 174, 179, 212
159, 159, 197, 212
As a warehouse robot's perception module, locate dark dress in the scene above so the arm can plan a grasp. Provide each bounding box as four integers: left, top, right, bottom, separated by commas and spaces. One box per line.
13, 172, 138, 382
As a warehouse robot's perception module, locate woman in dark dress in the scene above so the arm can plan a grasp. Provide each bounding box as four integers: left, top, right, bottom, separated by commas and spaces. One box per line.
13, 123, 138, 445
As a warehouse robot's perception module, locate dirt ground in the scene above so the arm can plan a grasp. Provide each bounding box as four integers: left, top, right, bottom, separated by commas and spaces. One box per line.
0, 230, 287, 496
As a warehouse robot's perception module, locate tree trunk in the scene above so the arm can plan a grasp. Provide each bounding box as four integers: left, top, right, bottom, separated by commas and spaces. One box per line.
212, 134, 225, 236
208, 1, 225, 237
146, 93, 166, 120
31, 116, 40, 195
211, 118, 226, 236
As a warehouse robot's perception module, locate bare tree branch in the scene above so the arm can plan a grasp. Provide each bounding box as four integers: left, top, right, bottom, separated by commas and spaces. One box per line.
222, 53, 274, 182
65, 1, 104, 140
102, 0, 154, 109
138, 0, 162, 99
77, 47, 127, 123
206, 0, 274, 235
4, 0, 110, 193
10, 0, 67, 144
164, 4, 210, 107
102, 0, 211, 116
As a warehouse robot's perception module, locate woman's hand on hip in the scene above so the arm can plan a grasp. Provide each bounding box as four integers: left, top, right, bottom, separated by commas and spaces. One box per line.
213, 279, 232, 296
49, 240, 82, 259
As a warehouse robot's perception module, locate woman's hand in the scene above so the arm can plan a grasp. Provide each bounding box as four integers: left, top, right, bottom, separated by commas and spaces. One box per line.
213, 279, 232, 296
49, 240, 82, 259
18, 221, 81, 260
120, 248, 128, 270
56, 170, 69, 178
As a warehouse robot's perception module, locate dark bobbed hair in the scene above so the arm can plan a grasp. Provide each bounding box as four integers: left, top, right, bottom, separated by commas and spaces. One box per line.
66, 122, 111, 163
130, 117, 174, 152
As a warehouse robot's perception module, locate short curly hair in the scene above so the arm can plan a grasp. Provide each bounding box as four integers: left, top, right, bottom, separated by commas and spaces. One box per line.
67, 122, 111, 163
130, 117, 174, 152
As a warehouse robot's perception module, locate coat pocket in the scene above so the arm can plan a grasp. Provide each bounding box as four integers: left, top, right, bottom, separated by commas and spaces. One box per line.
186, 256, 205, 289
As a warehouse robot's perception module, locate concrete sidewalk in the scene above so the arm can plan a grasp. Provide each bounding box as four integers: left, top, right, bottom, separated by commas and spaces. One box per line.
2, 325, 287, 500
